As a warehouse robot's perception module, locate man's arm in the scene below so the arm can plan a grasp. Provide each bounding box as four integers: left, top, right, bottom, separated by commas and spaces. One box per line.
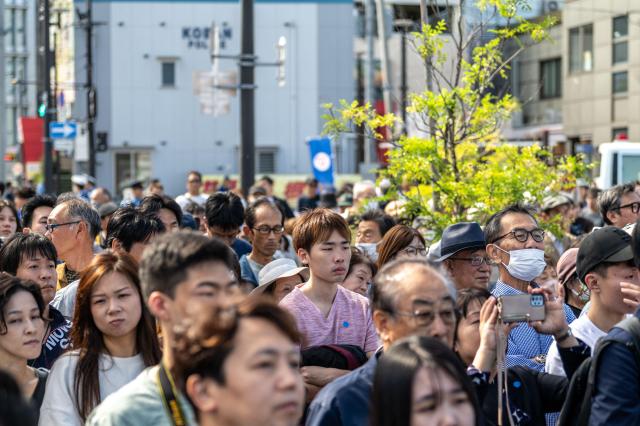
590, 342, 640, 426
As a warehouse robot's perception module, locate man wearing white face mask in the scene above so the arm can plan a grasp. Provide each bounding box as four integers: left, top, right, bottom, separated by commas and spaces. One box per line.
484, 203, 577, 372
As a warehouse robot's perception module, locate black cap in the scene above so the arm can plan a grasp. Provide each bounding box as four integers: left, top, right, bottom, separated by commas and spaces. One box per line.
436, 222, 486, 261
576, 227, 634, 282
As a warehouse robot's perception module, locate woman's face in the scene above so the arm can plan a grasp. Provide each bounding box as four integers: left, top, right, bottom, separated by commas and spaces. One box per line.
411, 367, 475, 426
0, 290, 45, 361
16, 253, 58, 306
342, 263, 372, 296
272, 275, 303, 303
395, 237, 427, 260
454, 300, 482, 366
0, 207, 17, 238
90, 272, 142, 340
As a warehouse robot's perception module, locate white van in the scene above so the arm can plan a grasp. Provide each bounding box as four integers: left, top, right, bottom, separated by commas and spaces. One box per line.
595, 141, 640, 189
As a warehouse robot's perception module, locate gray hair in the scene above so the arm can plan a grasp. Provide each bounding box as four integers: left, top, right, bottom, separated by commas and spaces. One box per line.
598, 183, 636, 225
370, 259, 455, 314
64, 199, 101, 240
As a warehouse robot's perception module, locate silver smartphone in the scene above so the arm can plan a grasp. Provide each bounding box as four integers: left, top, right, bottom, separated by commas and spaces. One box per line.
497, 294, 545, 323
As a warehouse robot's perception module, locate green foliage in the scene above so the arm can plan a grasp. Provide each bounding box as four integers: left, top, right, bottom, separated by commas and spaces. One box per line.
322, 0, 586, 238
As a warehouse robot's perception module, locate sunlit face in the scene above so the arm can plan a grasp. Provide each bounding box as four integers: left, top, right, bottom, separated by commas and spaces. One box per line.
587, 262, 640, 316
0, 291, 45, 361
90, 272, 142, 339
271, 275, 303, 303
190, 318, 304, 426
297, 230, 351, 285
16, 253, 58, 306
187, 173, 202, 195
46, 204, 81, 259
395, 237, 427, 260
342, 263, 372, 296
28, 206, 53, 235
411, 367, 475, 426
249, 206, 283, 260
454, 300, 483, 366
357, 221, 382, 244
0, 207, 18, 238
445, 249, 491, 291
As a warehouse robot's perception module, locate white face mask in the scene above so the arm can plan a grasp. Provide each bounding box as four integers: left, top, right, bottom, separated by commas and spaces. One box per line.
571, 283, 591, 303
495, 247, 547, 282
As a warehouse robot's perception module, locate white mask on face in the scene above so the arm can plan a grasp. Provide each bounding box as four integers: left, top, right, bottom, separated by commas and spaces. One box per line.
495, 247, 547, 282
570, 283, 591, 303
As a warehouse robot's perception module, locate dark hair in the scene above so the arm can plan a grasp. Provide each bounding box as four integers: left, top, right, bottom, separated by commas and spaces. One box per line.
56, 192, 79, 205
0, 201, 21, 232
140, 194, 183, 228
105, 207, 165, 252
587, 187, 601, 199
188, 171, 202, 180
20, 194, 56, 230
0, 369, 37, 426
0, 233, 57, 275
259, 175, 274, 186
205, 192, 245, 231
292, 208, 351, 253
244, 198, 283, 230
633, 219, 640, 268
139, 230, 239, 299
63, 199, 101, 240
172, 298, 300, 396
360, 209, 397, 238
484, 203, 537, 244
376, 225, 425, 268
71, 251, 161, 421
0, 273, 45, 335
371, 336, 482, 426
599, 183, 636, 225
455, 288, 491, 318
348, 246, 377, 277
184, 202, 205, 217
15, 187, 35, 200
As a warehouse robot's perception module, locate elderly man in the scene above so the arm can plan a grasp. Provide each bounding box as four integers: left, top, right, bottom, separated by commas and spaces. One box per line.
484, 203, 576, 371
46, 198, 100, 290
437, 222, 491, 290
598, 183, 640, 228
306, 259, 456, 426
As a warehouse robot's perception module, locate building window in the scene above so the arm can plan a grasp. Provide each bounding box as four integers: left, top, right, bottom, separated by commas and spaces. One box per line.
569, 24, 593, 73
161, 62, 175, 87
257, 151, 276, 174
540, 58, 562, 99
612, 15, 628, 64
115, 151, 152, 193
612, 71, 628, 94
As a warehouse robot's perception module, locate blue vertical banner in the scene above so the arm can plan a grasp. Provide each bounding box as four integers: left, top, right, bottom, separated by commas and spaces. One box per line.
308, 137, 335, 185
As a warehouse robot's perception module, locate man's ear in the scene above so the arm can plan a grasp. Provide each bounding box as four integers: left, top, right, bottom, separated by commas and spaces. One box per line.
373, 310, 393, 347
186, 375, 218, 414
242, 225, 252, 240
486, 244, 500, 262
110, 238, 123, 253
147, 291, 172, 322
443, 259, 455, 275
606, 210, 618, 225
297, 248, 310, 266
584, 273, 599, 292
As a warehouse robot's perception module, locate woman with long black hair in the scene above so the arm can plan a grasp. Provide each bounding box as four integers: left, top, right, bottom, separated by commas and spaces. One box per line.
39, 251, 160, 425
371, 335, 482, 426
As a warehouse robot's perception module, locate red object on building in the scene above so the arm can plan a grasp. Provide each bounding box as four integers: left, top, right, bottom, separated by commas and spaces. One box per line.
19, 117, 44, 162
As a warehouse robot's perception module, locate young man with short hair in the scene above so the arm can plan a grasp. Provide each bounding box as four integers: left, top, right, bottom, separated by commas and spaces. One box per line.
545, 227, 640, 376
204, 192, 252, 258
20, 194, 56, 235
86, 230, 241, 426
356, 209, 396, 244
598, 182, 640, 228
0, 232, 70, 369
239, 198, 284, 287
140, 194, 182, 233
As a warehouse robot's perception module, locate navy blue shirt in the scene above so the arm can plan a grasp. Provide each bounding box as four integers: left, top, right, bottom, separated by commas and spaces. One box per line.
231, 238, 252, 258
29, 306, 71, 369
306, 351, 379, 426
590, 310, 640, 425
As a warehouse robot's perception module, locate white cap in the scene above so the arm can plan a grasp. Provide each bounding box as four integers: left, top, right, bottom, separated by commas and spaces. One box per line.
251, 258, 309, 295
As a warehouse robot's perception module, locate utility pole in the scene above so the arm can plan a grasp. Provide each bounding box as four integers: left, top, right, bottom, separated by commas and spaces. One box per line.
85, 0, 96, 177
0, 3, 6, 182
364, 0, 375, 166
39, 0, 55, 193
374, 0, 391, 120
239, 0, 255, 197
395, 19, 412, 135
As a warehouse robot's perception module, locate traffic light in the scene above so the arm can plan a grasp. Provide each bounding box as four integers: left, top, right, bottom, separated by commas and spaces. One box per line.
38, 102, 46, 118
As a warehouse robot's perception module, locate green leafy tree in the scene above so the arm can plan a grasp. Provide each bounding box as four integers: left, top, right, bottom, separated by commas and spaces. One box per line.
322, 0, 588, 238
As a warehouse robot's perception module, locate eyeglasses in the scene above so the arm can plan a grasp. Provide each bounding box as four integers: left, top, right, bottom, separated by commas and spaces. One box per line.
45, 221, 80, 233
253, 225, 285, 235
188, 179, 202, 184
494, 228, 545, 244
393, 307, 457, 327
402, 246, 428, 257
617, 202, 640, 214
449, 256, 492, 267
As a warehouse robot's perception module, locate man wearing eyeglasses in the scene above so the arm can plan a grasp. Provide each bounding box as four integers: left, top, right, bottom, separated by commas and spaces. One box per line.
598, 183, 640, 228
46, 199, 101, 291
437, 222, 491, 291
484, 203, 576, 372
175, 170, 208, 210
239, 198, 285, 287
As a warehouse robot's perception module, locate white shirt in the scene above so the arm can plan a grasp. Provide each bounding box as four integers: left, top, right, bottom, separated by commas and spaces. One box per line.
39, 351, 146, 426
50, 279, 79, 320
175, 193, 208, 210
545, 313, 607, 376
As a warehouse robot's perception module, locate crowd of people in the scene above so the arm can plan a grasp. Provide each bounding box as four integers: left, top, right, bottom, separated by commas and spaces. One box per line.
1, 171, 640, 426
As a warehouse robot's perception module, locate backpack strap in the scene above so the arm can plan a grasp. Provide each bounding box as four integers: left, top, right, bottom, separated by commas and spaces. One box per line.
614, 316, 640, 361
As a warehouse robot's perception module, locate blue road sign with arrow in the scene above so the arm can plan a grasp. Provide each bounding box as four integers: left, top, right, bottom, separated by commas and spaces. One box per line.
50, 121, 77, 139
